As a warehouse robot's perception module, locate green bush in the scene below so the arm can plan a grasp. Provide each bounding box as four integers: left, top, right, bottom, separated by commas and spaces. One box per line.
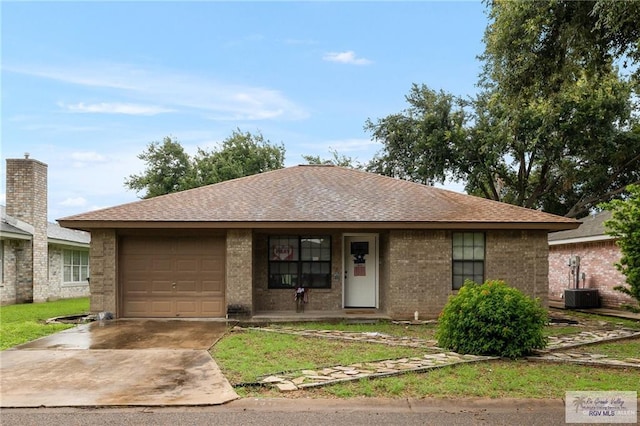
436, 280, 548, 359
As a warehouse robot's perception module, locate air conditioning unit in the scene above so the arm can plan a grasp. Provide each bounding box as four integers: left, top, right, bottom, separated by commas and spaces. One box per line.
564, 289, 600, 309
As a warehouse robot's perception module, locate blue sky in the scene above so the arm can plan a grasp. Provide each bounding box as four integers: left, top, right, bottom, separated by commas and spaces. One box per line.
1, 1, 487, 221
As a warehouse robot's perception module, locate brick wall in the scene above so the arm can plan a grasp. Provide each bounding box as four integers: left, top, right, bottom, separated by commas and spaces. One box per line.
226, 229, 253, 314
5, 157, 48, 302
387, 230, 451, 319
549, 240, 635, 308
88, 229, 117, 314
0, 240, 26, 304
486, 230, 549, 306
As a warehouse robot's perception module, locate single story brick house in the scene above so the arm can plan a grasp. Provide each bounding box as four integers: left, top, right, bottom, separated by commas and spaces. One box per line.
59, 165, 578, 320
548, 211, 635, 309
1, 156, 90, 305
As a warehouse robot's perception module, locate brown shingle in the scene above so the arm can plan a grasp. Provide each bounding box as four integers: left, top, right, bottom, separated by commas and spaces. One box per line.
58, 165, 579, 230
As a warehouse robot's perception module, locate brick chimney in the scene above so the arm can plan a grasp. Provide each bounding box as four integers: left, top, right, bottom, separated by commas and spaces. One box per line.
5, 154, 48, 302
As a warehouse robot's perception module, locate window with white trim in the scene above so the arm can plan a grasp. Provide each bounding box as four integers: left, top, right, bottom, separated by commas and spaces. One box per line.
63, 249, 89, 283
452, 232, 485, 290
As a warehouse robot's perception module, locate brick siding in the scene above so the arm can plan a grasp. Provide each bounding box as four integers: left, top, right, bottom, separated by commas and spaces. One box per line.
549, 240, 635, 308
88, 229, 117, 314
226, 229, 253, 315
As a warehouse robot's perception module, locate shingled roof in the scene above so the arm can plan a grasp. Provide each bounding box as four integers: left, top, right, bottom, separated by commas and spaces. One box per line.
548, 210, 612, 244
58, 165, 579, 231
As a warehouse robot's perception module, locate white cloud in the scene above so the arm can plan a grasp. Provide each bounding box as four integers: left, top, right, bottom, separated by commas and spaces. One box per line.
7, 63, 309, 121
70, 152, 108, 163
59, 197, 88, 207
323, 51, 372, 65
69, 151, 110, 168
60, 102, 174, 115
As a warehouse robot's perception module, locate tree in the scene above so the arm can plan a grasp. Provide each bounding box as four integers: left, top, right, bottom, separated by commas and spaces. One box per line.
601, 184, 640, 309
302, 148, 361, 168
124, 136, 193, 199
125, 130, 285, 198
193, 129, 285, 186
365, 84, 468, 185
365, 1, 640, 218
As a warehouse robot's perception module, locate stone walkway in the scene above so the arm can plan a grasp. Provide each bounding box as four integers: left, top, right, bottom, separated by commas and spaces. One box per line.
260, 353, 497, 392
248, 326, 640, 392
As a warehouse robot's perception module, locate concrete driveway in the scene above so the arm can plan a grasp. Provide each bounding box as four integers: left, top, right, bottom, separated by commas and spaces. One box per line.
0, 320, 239, 407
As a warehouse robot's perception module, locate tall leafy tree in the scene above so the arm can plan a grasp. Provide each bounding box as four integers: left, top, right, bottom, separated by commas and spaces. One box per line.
366, 1, 640, 218
125, 130, 285, 198
602, 184, 640, 309
193, 129, 285, 186
124, 136, 193, 199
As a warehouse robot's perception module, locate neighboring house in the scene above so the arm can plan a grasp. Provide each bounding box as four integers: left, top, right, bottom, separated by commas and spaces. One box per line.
59, 165, 578, 320
548, 210, 635, 309
1, 156, 90, 305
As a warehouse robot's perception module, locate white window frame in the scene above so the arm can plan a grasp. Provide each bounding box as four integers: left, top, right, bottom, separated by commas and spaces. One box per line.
63, 248, 90, 285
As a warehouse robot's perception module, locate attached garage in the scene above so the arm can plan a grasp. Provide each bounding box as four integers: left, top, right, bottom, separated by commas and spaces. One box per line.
120, 235, 225, 318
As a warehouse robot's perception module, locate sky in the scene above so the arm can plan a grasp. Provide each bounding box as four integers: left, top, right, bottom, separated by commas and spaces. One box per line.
1, 1, 488, 221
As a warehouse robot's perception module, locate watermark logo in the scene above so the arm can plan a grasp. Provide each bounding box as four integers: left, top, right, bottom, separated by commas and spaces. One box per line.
566, 391, 637, 424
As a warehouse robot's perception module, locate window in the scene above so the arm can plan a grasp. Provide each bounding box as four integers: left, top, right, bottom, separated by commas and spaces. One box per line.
268, 236, 331, 289
63, 249, 89, 283
0, 241, 3, 283
452, 232, 484, 290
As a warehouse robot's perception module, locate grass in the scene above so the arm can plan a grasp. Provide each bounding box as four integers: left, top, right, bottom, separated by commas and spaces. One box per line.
211, 329, 427, 384
273, 362, 640, 399
212, 313, 640, 399
0, 298, 89, 350
565, 337, 640, 360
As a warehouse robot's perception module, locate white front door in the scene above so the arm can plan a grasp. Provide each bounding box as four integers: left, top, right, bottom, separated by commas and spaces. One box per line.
344, 235, 378, 308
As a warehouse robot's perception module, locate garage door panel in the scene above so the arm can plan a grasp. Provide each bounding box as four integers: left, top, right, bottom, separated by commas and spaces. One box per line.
202, 258, 224, 273
151, 280, 174, 293
176, 259, 198, 272
202, 280, 224, 293
176, 280, 197, 293
124, 300, 151, 317
126, 280, 149, 295
149, 300, 173, 316
152, 257, 174, 271
202, 299, 224, 316
120, 236, 226, 318
175, 300, 198, 316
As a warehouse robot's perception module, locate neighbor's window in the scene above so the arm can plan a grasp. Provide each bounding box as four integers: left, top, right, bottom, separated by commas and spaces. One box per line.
269, 236, 331, 289
63, 249, 89, 283
452, 232, 484, 290
0, 240, 4, 282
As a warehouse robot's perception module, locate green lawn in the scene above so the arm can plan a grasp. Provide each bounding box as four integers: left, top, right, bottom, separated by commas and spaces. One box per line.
212, 316, 640, 399
0, 298, 89, 350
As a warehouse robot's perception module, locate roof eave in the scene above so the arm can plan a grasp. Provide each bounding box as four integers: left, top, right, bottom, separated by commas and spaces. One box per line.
0, 231, 33, 241
549, 234, 615, 246
58, 220, 580, 232
47, 237, 91, 248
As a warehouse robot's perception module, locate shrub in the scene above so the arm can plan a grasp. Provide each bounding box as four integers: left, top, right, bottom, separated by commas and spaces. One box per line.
436, 280, 548, 359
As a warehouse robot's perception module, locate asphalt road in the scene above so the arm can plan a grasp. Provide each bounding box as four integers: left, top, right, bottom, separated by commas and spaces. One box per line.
0, 397, 584, 426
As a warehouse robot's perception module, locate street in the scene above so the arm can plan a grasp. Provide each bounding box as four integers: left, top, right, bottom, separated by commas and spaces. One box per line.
0, 397, 577, 426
